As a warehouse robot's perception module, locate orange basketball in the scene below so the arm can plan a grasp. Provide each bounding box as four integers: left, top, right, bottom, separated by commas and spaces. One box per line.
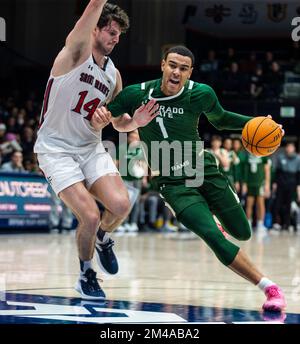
242, 116, 282, 157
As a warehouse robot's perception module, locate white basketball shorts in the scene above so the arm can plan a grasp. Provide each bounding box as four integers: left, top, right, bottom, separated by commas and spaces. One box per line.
37, 150, 119, 195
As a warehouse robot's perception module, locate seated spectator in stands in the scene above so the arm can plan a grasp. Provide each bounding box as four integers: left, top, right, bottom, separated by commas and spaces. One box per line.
4, 97, 15, 115
21, 126, 35, 161
264, 62, 284, 100
199, 49, 219, 88
6, 116, 19, 134
0, 150, 26, 173
25, 99, 36, 119
23, 153, 41, 174
250, 66, 265, 99
262, 51, 274, 74
222, 47, 237, 72
16, 109, 26, 129
0, 124, 23, 163
244, 52, 258, 74
11, 106, 19, 117
222, 62, 247, 98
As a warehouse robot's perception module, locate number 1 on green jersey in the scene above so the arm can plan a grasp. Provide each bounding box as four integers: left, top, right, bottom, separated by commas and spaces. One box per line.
156, 117, 168, 139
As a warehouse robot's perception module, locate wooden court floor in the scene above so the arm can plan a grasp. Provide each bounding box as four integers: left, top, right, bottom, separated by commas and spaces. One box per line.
0, 230, 300, 323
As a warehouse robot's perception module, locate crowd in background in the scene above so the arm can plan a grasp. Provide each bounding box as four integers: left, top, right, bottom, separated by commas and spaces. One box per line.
195, 43, 300, 100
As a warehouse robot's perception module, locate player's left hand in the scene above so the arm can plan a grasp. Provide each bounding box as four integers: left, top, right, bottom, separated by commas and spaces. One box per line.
132, 99, 160, 128
267, 114, 285, 137
91, 106, 112, 131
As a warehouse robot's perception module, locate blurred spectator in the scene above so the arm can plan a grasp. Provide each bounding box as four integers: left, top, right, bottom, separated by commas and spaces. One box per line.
138, 178, 178, 232
49, 187, 75, 232
232, 138, 244, 196
222, 138, 240, 186
272, 143, 300, 232
117, 130, 147, 232
0, 124, 23, 162
244, 52, 259, 74
139, 185, 161, 231
0, 150, 26, 172
199, 49, 219, 87
222, 47, 237, 71
23, 153, 41, 173
250, 66, 265, 99
16, 109, 26, 129
207, 135, 230, 173
6, 116, 19, 134
262, 51, 274, 74
21, 126, 35, 160
222, 62, 247, 98
264, 62, 284, 100
241, 152, 271, 233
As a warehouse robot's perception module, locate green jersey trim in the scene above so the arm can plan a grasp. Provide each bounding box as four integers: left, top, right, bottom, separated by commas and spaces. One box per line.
148, 86, 185, 101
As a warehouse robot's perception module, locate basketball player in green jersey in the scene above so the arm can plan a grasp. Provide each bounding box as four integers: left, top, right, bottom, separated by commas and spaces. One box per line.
94, 46, 286, 312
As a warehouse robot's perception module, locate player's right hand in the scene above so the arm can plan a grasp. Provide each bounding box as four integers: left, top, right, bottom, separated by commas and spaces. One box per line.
132, 99, 160, 128
91, 106, 111, 131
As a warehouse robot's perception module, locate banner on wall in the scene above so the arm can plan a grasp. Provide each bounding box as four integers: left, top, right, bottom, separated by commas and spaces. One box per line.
0, 172, 53, 229
184, 1, 300, 37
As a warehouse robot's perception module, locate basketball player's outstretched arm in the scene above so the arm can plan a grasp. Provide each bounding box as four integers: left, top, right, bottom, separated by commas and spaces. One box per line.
193, 85, 252, 130
94, 99, 160, 132
197, 85, 285, 135
51, 0, 108, 77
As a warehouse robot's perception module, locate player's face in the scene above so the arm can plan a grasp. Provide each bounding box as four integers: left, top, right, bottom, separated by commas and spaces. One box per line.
94, 21, 122, 55
161, 53, 193, 95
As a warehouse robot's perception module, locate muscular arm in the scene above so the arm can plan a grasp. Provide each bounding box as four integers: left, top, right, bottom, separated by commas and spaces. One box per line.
109, 73, 139, 131
197, 85, 252, 130
52, 0, 107, 76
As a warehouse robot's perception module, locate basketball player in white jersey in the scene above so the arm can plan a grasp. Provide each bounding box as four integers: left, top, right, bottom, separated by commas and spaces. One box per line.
34, 1, 134, 300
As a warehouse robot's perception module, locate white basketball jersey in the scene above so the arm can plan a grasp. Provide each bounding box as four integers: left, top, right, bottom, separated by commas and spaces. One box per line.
34, 54, 117, 154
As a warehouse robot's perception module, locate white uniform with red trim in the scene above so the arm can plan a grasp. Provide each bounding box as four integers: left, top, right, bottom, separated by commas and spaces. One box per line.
34, 54, 116, 154
34, 54, 119, 195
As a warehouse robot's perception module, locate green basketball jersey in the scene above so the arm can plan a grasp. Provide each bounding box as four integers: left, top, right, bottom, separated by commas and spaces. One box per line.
108, 79, 251, 185
241, 152, 271, 186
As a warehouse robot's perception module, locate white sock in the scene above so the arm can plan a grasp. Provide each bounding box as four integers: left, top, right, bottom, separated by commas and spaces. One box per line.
257, 220, 264, 227
257, 277, 274, 291
80, 259, 93, 276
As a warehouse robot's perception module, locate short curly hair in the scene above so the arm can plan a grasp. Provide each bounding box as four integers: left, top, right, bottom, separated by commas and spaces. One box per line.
97, 3, 130, 33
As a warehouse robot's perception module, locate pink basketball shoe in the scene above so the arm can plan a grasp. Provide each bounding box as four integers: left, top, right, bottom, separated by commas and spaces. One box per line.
262, 285, 286, 312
